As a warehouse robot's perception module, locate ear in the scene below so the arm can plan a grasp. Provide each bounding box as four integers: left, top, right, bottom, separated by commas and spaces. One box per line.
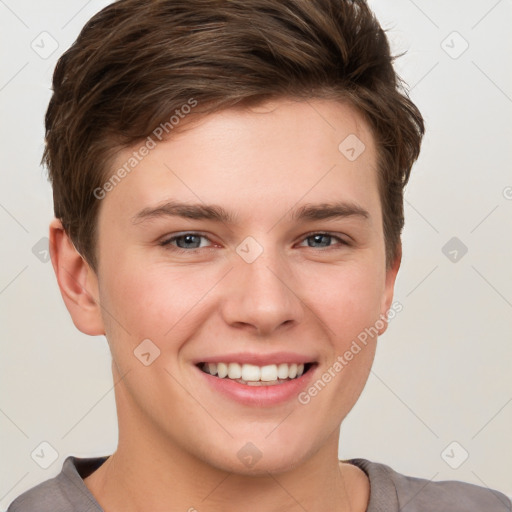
378, 243, 402, 336
49, 218, 105, 336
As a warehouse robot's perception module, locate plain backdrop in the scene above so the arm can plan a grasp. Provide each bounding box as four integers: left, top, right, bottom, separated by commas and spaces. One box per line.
1, 0, 511, 508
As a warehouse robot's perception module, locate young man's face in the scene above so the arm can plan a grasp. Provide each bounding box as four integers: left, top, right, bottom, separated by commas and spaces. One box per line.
79, 99, 399, 473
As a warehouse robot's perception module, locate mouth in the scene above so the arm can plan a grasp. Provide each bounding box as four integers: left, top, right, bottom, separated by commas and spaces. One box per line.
196, 361, 317, 386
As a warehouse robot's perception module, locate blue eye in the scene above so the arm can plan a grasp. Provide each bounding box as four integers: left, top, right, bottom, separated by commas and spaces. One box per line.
159, 231, 348, 254
161, 233, 211, 250
300, 233, 347, 248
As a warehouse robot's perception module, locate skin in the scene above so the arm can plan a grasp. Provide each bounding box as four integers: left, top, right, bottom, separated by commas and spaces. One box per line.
50, 98, 401, 512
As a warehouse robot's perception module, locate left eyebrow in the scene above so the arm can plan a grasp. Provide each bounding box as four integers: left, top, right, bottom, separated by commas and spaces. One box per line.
290, 201, 371, 223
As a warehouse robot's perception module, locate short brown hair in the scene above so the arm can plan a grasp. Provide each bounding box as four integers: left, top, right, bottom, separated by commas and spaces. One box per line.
44, 0, 424, 271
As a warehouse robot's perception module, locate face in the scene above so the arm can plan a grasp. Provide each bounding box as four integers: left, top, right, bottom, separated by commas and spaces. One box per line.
89, 98, 399, 474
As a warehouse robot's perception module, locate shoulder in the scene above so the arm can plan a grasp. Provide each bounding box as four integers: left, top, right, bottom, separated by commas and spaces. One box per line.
6, 456, 106, 512
7, 475, 71, 512
345, 458, 512, 512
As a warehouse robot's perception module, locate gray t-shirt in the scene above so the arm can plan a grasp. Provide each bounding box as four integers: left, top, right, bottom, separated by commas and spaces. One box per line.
7, 455, 511, 511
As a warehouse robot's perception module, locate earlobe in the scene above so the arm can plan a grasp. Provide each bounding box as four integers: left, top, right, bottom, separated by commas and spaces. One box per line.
49, 218, 105, 336
378, 243, 402, 336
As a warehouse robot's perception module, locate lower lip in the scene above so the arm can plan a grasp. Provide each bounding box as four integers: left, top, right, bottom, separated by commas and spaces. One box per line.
195, 364, 317, 406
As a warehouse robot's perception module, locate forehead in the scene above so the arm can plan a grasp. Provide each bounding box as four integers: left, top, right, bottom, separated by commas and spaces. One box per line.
100, 98, 380, 228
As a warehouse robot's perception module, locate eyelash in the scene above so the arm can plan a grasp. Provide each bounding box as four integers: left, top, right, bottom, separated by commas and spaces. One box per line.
159, 231, 349, 253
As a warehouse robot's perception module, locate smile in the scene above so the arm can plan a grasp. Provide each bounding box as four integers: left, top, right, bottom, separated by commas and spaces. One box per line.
198, 362, 314, 386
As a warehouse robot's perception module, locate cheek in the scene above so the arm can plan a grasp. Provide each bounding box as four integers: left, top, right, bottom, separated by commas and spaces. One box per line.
302, 266, 382, 412
304, 261, 385, 340
99, 259, 222, 344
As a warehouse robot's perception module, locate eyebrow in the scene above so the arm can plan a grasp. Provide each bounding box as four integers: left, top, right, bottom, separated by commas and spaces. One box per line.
131, 200, 370, 225
132, 201, 236, 224
290, 202, 370, 222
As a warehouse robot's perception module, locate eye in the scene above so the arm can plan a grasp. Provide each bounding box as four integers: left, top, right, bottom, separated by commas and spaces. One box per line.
298, 233, 348, 249
160, 232, 212, 250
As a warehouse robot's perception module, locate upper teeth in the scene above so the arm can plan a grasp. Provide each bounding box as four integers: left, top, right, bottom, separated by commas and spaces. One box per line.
202, 362, 305, 381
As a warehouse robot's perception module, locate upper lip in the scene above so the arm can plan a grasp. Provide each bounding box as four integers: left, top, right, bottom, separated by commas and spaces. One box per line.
193, 352, 317, 366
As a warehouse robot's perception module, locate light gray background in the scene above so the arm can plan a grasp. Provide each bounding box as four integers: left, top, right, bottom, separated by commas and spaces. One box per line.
1, 0, 511, 507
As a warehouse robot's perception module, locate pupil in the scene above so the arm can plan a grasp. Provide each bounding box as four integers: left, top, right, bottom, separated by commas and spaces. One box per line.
179, 235, 200, 248
310, 234, 329, 247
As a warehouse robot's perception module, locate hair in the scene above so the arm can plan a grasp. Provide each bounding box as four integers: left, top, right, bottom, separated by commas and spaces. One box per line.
44, 0, 424, 271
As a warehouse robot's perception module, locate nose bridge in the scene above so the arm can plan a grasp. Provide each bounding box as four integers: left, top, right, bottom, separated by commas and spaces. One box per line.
222, 240, 303, 334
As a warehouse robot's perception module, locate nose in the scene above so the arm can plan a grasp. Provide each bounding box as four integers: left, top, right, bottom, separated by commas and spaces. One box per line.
220, 244, 304, 336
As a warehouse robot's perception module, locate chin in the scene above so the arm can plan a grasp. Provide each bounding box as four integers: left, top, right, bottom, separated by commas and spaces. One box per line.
196, 434, 312, 476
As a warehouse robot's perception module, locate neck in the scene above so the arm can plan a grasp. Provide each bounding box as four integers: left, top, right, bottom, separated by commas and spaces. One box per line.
84, 375, 369, 512
85, 436, 368, 512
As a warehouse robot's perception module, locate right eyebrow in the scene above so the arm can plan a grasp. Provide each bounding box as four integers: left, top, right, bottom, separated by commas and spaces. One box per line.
131, 200, 237, 225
